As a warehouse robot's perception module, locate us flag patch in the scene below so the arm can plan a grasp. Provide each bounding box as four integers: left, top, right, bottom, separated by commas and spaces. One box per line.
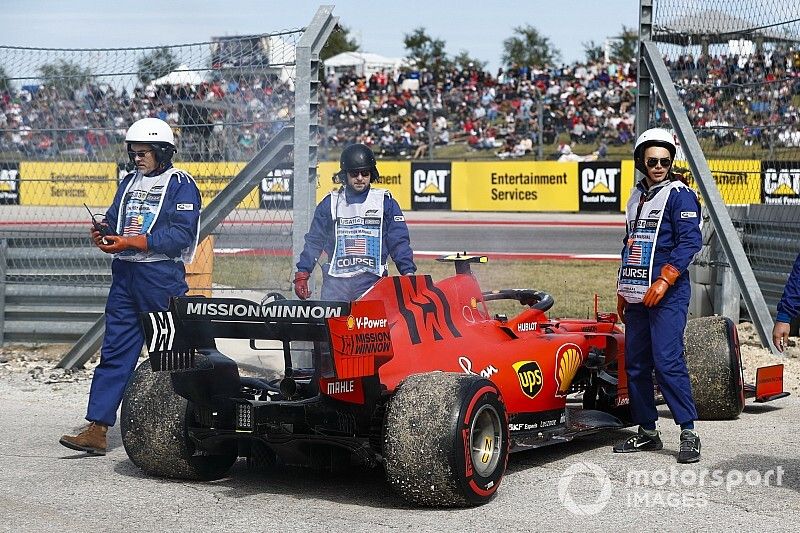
344, 237, 367, 255
628, 243, 643, 265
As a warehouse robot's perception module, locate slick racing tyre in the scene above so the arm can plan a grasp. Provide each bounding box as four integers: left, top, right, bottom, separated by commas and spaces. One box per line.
383, 372, 509, 507
121, 361, 237, 480
684, 315, 745, 420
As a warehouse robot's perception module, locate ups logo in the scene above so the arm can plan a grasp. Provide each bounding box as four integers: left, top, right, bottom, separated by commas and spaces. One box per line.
513, 360, 543, 399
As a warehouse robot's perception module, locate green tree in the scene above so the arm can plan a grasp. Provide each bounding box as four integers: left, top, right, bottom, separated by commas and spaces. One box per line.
38, 59, 93, 94
582, 40, 605, 64
502, 25, 561, 68
137, 47, 180, 85
609, 26, 638, 63
321, 24, 359, 63
453, 50, 487, 71
403, 27, 451, 74
0, 66, 11, 92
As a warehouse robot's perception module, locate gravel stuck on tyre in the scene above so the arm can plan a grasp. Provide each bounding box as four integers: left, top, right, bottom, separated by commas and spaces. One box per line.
120, 361, 237, 480
684, 315, 745, 420
383, 372, 509, 507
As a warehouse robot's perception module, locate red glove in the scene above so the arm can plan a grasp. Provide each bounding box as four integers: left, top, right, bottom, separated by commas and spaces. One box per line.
293, 271, 311, 300
642, 264, 680, 307
617, 294, 627, 323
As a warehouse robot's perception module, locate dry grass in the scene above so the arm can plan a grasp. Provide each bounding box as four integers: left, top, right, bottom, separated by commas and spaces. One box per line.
214, 255, 620, 319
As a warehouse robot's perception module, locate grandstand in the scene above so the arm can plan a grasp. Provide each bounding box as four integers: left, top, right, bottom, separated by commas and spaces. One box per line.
1, 46, 798, 164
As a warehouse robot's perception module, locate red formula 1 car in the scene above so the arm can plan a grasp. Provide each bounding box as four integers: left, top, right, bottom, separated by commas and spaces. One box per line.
121, 255, 787, 507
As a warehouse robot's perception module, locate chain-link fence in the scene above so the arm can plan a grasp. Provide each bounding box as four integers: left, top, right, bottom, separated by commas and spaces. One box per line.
648, 0, 800, 316
0, 29, 304, 297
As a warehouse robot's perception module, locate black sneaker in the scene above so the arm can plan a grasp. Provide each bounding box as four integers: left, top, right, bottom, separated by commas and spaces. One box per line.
613, 427, 663, 453
677, 430, 701, 463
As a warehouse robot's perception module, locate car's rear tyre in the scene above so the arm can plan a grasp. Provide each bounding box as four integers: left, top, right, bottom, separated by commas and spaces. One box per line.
684, 315, 744, 420
121, 361, 237, 480
383, 372, 509, 507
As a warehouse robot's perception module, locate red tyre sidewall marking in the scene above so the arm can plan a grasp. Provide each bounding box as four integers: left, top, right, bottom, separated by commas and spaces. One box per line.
462, 384, 503, 497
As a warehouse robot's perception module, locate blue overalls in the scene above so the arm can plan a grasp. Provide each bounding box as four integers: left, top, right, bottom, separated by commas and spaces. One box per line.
86, 167, 200, 426
620, 179, 702, 427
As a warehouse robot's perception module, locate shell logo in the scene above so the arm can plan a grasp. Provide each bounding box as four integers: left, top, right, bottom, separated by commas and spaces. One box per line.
555, 343, 582, 396
346, 315, 356, 330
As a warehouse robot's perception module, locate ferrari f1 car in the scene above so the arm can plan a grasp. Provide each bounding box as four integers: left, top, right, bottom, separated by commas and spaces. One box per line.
121, 255, 788, 507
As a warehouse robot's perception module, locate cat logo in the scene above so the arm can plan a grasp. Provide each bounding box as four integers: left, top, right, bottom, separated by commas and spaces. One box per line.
413, 168, 449, 194
763, 167, 800, 196
263, 176, 289, 193
513, 360, 543, 399
412, 163, 452, 210
581, 167, 618, 194
0, 168, 18, 192
0, 167, 19, 204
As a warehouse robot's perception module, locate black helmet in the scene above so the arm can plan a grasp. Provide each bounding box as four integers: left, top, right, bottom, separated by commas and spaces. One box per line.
335, 143, 379, 183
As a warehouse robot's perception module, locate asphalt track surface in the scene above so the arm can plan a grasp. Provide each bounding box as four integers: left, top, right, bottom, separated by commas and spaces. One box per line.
1, 370, 798, 533
1, 208, 626, 260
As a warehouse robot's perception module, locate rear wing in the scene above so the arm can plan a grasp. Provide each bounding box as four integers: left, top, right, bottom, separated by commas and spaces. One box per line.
142, 297, 350, 370
142, 296, 395, 382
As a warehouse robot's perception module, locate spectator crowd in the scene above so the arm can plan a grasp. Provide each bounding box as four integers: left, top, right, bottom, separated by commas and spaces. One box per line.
1, 48, 799, 162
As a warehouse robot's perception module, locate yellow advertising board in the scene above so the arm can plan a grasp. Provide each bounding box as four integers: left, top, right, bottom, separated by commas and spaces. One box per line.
317, 161, 411, 210
451, 161, 578, 211
678, 159, 761, 205
179, 162, 260, 209
20, 162, 117, 206
619, 160, 636, 211
620, 159, 761, 208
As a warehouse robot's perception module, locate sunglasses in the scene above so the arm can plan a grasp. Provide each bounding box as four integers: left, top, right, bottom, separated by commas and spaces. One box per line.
645, 157, 672, 169
128, 149, 154, 159
347, 169, 371, 178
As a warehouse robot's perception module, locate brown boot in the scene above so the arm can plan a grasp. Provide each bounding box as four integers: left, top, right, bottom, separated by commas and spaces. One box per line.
60, 422, 108, 455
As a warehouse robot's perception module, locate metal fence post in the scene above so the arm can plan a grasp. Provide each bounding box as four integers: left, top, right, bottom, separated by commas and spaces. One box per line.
293, 5, 338, 297
642, 40, 778, 354
636, 0, 653, 140
0, 239, 6, 346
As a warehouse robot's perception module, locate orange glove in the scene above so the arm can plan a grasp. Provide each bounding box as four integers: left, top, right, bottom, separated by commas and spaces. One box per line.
617, 294, 627, 323
642, 264, 680, 307
98, 234, 148, 254
293, 271, 311, 300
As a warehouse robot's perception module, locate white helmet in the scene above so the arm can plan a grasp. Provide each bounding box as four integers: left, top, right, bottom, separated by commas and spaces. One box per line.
634, 128, 676, 160
125, 117, 176, 165
125, 117, 175, 147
